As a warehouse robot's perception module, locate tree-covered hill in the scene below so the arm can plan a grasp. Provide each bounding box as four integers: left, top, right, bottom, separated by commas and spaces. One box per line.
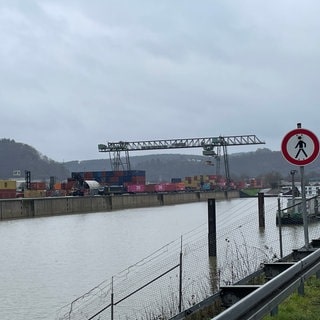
1, 139, 320, 184
0, 139, 70, 180
63, 148, 320, 183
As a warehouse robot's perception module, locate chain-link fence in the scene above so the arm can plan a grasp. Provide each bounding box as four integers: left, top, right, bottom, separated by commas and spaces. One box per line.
57, 195, 320, 320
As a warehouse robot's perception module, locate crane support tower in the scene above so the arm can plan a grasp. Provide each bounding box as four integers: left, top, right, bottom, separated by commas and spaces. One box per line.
98, 135, 265, 187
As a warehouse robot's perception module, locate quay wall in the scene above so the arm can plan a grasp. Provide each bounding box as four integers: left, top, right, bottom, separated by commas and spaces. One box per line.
0, 190, 239, 220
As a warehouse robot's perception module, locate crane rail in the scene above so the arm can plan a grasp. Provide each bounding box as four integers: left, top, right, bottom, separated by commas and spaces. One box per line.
98, 135, 265, 152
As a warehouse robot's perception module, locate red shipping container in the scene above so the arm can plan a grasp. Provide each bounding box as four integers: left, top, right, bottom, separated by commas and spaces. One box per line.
109, 177, 119, 183
132, 176, 146, 184
145, 184, 156, 193
154, 183, 164, 192
61, 182, 67, 190
155, 183, 176, 192
0, 190, 16, 199
31, 182, 46, 190
114, 171, 124, 177
127, 184, 146, 193
84, 172, 93, 179
174, 182, 186, 191
66, 180, 77, 191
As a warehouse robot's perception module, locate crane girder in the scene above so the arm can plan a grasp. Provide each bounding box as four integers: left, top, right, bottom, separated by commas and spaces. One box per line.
98, 134, 265, 177
98, 134, 265, 152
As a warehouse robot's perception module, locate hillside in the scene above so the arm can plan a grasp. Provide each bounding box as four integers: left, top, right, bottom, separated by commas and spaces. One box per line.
0, 139, 70, 180
1, 139, 320, 184
63, 148, 320, 183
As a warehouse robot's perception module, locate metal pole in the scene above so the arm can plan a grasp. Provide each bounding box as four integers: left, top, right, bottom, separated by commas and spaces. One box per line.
111, 276, 114, 320
290, 170, 297, 208
277, 197, 283, 258
300, 166, 310, 247
258, 192, 265, 228
208, 199, 217, 257
178, 236, 183, 313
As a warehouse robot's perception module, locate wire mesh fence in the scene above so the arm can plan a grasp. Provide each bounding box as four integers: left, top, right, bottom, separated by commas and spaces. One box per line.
56, 195, 320, 320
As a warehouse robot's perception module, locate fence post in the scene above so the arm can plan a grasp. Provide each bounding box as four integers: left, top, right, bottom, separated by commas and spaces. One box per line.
298, 281, 305, 296
208, 199, 219, 292
178, 236, 183, 312
270, 305, 279, 317
208, 199, 217, 257
111, 276, 114, 320
277, 197, 283, 258
258, 192, 265, 228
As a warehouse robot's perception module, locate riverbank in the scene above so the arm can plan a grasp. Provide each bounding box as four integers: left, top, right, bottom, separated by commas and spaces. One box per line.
0, 190, 239, 220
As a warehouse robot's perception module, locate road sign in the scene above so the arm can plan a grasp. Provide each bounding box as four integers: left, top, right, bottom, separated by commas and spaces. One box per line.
281, 128, 320, 166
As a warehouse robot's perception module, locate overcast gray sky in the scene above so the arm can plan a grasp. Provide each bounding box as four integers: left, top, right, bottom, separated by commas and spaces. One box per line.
1, 1, 320, 162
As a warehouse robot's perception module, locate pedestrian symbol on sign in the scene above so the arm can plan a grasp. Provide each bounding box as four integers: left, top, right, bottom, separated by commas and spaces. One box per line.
295, 136, 308, 159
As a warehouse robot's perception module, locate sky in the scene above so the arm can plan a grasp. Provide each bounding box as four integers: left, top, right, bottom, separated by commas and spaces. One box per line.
1, 0, 320, 162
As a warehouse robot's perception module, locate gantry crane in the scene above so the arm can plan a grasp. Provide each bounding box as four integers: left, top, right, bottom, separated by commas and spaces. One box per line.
98, 135, 265, 187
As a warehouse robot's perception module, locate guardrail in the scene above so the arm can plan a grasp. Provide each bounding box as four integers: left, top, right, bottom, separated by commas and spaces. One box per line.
213, 247, 320, 320
170, 242, 320, 320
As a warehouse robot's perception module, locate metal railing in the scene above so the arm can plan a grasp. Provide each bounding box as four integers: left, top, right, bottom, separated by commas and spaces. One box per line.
213, 247, 320, 319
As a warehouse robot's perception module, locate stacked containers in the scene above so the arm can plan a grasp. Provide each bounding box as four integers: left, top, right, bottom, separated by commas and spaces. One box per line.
71, 170, 146, 187
175, 182, 186, 191
183, 176, 199, 190
24, 190, 46, 198
0, 180, 17, 198
65, 178, 77, 191
30, 182, 46, 190
127, 183, 185, 193
183, 174, 219, 191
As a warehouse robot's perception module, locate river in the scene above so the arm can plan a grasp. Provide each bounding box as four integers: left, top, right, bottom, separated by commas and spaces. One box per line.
0, 197, 319, 320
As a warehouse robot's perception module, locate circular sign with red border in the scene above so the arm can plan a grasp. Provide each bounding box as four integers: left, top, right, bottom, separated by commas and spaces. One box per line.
281, 128, 320, 166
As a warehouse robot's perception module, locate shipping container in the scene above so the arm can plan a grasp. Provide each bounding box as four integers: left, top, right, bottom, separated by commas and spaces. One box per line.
65, 179, 77, 190
131, 176, 146, 184
174, 182, 186, 191
24, 190, 46, 198
71, 171, 146, 183
84, 172, 93, 180
155, 183, 177, 192
30, 182, 46, 190
0, 180, 16, 190
145, 184, 156, 193
201, 182, 211, 191
54, 182, 62, 190
114, 171, 123, 177
127, 184, 146, 193
0, 189, 16, 199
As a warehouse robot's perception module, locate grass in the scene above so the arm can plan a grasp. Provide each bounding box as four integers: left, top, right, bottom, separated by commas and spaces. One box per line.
263, 276, 320, 320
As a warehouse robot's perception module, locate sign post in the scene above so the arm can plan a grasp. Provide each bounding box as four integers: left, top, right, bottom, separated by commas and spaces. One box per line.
281, 123, 320, 248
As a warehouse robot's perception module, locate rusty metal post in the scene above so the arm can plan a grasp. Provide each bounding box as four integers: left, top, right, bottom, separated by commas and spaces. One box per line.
208, 198, 217, 257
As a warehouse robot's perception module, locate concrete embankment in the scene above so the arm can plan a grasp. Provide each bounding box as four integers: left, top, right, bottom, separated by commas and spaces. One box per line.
0, 190, 239, 220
